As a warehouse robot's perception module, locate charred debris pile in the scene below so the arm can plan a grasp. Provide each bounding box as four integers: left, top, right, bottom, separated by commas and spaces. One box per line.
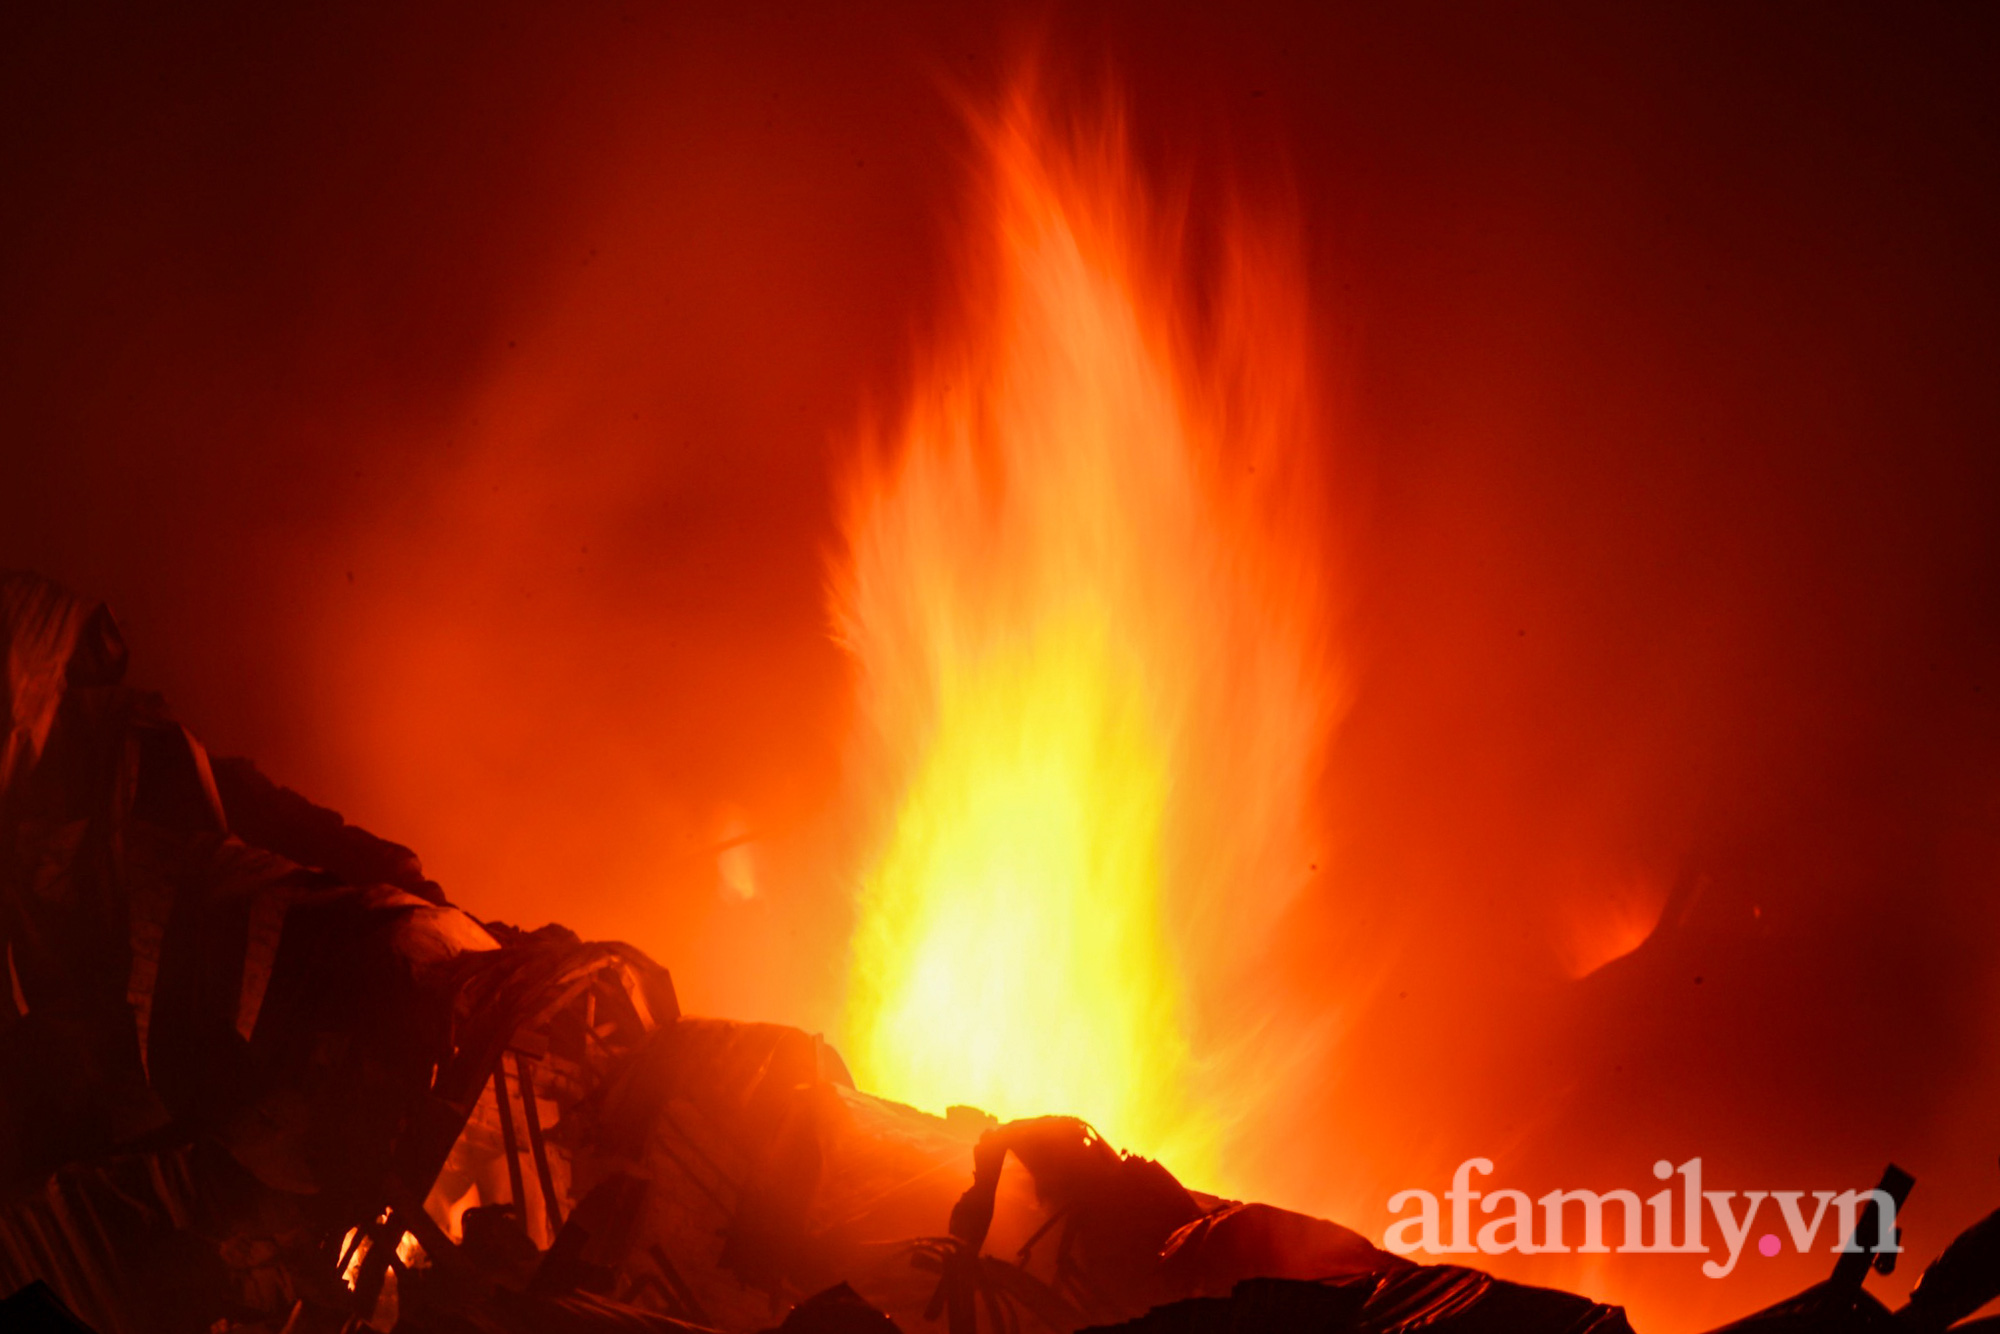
0, 573, 1992, 1334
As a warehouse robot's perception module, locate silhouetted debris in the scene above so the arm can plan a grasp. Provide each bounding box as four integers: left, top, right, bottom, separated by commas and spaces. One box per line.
928, 1116, 1399, 1332
463, 1205, 546, 1287
209, 755, 444, 904
0, 569, 1988, 1334
759, 1283, 902, 1334
1, 1280, 101, 1334
0, 574, 681, 1331
1159, 1202, 1397, 1298
1902, 1206, 2000, 1333
1828, 1167, 1914, 1290
533, 1174, 656, 1299
1698, 1283, 1898, 1334
1702, 1166, 1922, 1334
521, 1289, 721, 1333
1079, 1268, 1633, 1334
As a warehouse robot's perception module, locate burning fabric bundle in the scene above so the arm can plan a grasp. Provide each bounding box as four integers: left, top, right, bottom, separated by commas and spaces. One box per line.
1, 572, 1992, 1334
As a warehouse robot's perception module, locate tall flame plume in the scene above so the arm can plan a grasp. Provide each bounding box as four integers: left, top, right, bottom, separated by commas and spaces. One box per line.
834, 81, 1340, 1190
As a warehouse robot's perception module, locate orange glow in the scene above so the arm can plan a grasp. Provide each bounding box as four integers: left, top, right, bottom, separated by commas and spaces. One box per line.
1554, 866, 1670, 980
339, 1227, 368, 1289
833, 81, 1339, 1188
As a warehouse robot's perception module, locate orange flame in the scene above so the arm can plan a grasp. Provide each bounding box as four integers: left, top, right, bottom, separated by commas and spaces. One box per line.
834, 81, 1340, 1189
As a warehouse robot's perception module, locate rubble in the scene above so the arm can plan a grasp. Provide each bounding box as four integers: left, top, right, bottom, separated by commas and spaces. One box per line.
0, 1278, 98, 1333
1079, 1267, 1634, 1334
1, 572, 1988, 1334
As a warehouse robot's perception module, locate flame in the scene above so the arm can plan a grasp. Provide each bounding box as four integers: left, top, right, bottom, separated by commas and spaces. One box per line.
833, 81, 1338, 1187
339, 1227, 369, 1289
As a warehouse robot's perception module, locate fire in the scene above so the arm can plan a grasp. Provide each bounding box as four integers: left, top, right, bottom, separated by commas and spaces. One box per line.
834, 81, 1338, 1187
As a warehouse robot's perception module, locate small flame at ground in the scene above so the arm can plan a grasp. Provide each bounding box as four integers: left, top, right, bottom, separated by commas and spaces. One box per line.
834, 80, 1338, 1188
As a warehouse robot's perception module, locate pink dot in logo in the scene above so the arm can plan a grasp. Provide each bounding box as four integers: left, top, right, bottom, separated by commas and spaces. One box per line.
1758, 1234, 1782, 1258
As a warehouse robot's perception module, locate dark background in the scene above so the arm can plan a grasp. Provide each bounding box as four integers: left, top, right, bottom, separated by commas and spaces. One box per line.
3, 5, 1997, 1329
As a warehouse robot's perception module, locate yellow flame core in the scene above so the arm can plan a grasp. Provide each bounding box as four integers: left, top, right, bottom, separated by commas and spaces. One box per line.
837, 92, 1334, 1188
848, 616, 1189, 1153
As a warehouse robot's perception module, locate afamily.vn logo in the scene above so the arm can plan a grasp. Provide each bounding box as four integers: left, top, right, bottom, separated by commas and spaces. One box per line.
1383, 1159, 1901, 1278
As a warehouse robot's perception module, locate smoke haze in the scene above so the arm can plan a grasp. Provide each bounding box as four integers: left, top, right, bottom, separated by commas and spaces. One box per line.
4, 6, 1998, 1329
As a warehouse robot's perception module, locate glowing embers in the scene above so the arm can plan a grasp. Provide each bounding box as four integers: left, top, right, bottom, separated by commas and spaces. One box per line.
834, 84, 1336, 1185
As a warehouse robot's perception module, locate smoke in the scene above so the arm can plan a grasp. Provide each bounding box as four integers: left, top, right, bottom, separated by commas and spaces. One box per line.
3, 6, 1997, 1331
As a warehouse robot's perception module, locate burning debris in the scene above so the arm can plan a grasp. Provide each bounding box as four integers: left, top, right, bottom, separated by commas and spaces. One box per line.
3, 563, 1995, 1334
